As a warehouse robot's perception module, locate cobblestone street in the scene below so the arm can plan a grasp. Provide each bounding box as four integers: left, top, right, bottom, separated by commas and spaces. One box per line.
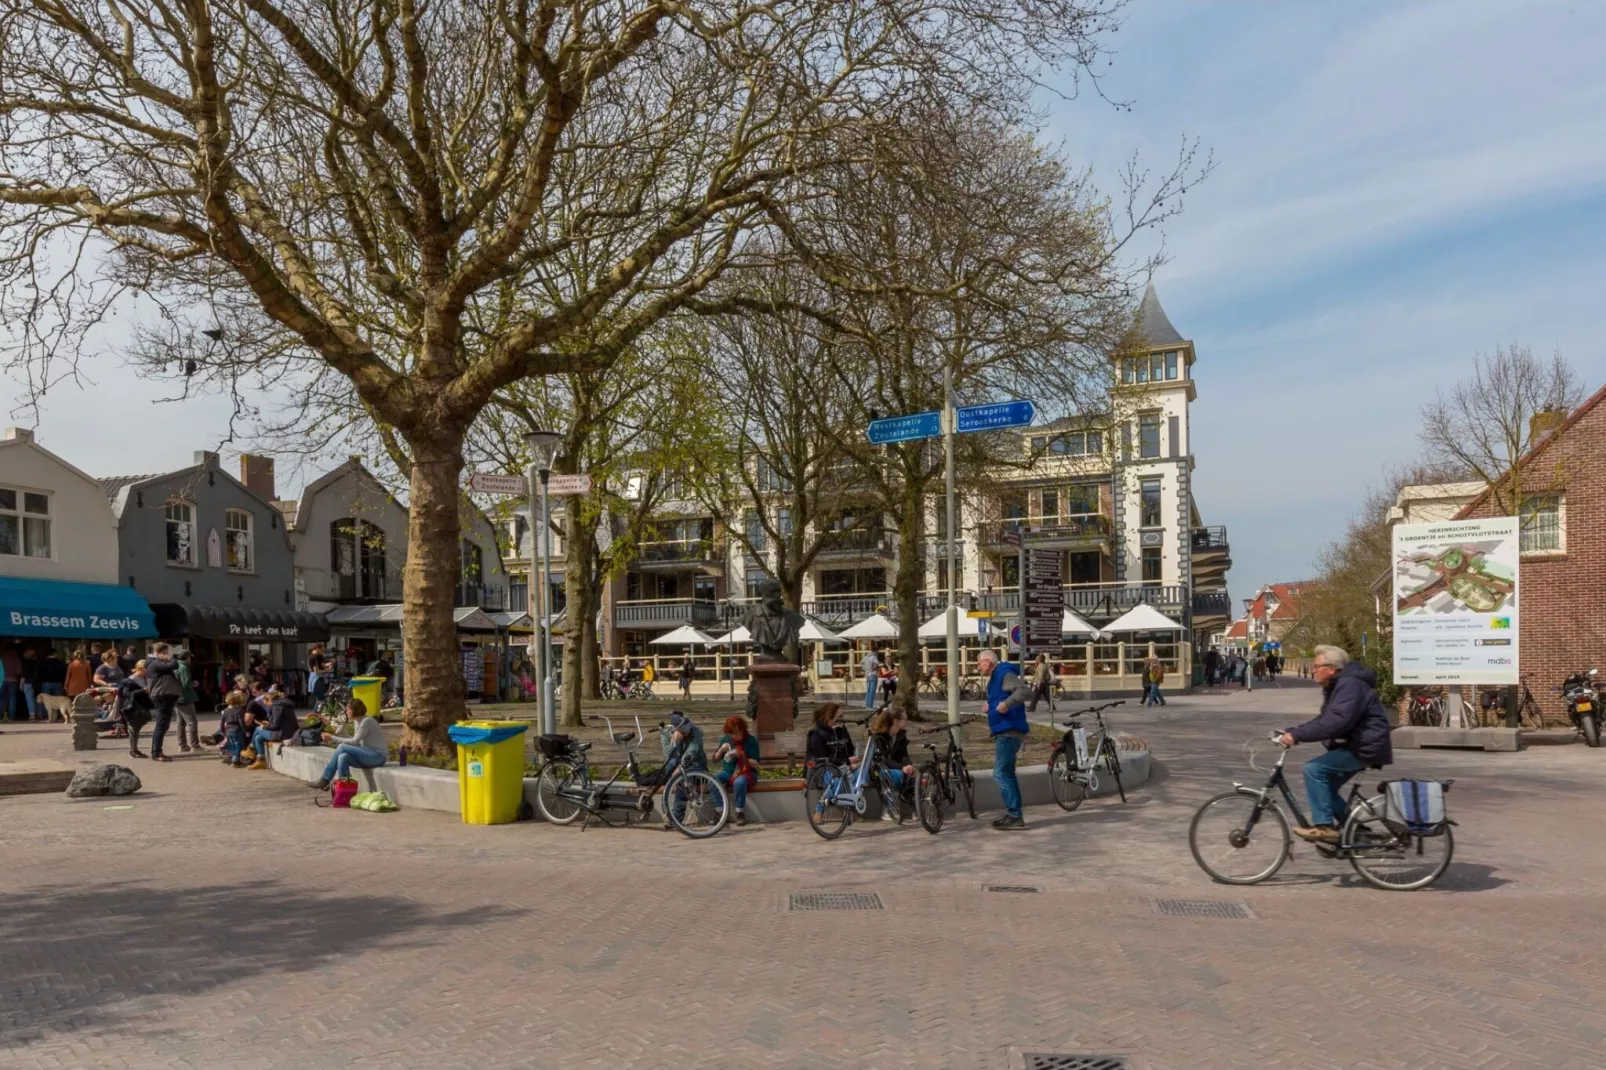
5, 682, 1606, 1070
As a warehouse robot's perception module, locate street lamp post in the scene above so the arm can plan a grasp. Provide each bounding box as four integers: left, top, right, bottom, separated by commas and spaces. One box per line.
524, 429, 563, 736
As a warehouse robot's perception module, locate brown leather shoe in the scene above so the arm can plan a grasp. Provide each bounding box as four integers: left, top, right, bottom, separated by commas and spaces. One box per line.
1293, 824, 1340, 844
247, 759, 268, 770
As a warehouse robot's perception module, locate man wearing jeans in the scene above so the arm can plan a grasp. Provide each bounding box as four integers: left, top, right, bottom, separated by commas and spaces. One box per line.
1280, 644, 1393, 844
142, 644, 183, 761
978, 649, 1031, 830
860, 649, 881, 709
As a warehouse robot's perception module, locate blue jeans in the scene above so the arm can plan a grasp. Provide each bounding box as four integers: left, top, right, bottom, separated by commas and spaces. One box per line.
20, 682, 37, 721
225, 727, 245, 762
321, 743, 387, 782
1303, 747, 1366, 827
0, 681, 15, 720
251, 727, 282, 760
993, 734, 1024, 819
864, 676, 879, 708
716, 769, 753, 811
1144, 682, 1165, 706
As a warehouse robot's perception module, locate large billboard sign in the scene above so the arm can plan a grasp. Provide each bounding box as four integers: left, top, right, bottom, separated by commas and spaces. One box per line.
1391, 516, 1519, 685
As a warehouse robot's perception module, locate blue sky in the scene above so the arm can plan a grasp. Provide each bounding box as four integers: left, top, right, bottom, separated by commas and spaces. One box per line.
4, 1, 1603, 610
1043, 0, 1606, 608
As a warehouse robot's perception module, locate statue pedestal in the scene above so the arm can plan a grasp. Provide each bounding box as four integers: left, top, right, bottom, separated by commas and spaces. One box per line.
749, 661, 800, 754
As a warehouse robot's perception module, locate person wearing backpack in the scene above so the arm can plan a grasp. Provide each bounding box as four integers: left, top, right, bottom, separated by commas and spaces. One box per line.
1279, 644, 1393, 845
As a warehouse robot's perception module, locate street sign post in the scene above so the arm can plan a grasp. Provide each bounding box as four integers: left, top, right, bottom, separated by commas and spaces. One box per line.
469, 472, 528, 496
956, 399, 1036, 434
867, 410, 942, 445
546, 473, 593, 496
1021, 547, 1065, 658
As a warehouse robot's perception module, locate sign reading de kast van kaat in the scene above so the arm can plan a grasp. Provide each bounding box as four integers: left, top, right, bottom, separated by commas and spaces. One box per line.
1391, 516, 1520, 686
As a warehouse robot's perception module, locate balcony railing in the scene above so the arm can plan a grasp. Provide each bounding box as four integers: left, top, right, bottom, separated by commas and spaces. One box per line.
455, 583, 507, 611
976, 582, 1187, 619
1191, 526, 1229, 552
1192, 590, 1233, 620
980, 515, 1111, 546
638, 540, 719, 565
817, 528, 894, 556
614, 598, 720, 629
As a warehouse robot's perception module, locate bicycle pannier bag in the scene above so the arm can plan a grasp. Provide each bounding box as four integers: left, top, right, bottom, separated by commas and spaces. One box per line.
1385, 779, 1446, 832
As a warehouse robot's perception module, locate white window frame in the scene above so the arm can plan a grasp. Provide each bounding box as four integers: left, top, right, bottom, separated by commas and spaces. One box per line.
225, 507, 255, 572
0, 485, 52, 559
165, 500, 197, 567
1519, 493, 1566, 556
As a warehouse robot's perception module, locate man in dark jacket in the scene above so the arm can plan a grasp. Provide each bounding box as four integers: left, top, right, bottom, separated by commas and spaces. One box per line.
143, 644, 184, 762
1280, 645, 1392, 843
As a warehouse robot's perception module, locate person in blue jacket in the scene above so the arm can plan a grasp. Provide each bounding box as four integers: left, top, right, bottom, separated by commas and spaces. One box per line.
976, 648, 1031, 830
1279, 644, 1393, 843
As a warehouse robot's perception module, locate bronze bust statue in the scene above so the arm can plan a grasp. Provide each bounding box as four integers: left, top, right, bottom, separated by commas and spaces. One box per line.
741, 578, 803, 662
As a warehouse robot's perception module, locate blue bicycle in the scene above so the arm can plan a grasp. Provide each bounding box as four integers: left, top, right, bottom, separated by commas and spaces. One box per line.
803, 715, 906, 839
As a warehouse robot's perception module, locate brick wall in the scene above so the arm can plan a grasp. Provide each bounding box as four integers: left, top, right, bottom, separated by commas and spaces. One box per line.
1456, 393, 1606, 724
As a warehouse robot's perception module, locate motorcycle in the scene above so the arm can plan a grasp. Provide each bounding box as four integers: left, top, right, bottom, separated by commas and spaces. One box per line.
1561, 669, 1601, 748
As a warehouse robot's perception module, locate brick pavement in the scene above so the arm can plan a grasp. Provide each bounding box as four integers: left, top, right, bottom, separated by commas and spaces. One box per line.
4, 685, 1606, 1070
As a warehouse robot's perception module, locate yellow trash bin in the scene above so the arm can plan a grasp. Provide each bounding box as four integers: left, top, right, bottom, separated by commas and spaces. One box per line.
349, 676, 385, 719
448, 720, 530, 825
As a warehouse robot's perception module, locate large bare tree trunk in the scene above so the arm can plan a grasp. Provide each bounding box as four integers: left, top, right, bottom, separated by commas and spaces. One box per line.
400, 437, 468, 754
893, 481, 925, 720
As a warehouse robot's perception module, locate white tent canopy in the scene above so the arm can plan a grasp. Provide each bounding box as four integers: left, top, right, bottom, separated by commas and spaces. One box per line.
1101, 604, 1185, 633
916, 611, 953, 639
1062, 608, 1103, 637
650, 624, 716, 646
839, 613, 898, 640
799, 619, 845, 644
710, 625, 751, 646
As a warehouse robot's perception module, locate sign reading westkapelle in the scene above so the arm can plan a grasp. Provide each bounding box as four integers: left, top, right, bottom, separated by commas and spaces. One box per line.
1391, 516, 1519, 686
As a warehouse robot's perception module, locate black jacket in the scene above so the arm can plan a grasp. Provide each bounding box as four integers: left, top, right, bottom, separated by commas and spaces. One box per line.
144, 656, 182, 699
1289, 662, 1393, 766
806, 723, 855, 767
871, 729, 910, 769
265, 699, 300, 737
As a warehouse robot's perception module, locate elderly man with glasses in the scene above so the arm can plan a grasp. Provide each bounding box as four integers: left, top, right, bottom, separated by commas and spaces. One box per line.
1279, 645, 1393, 843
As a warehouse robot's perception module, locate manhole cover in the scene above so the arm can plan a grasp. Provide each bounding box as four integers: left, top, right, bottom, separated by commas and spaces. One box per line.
789, 892, 883, 911
1018, 1054, 1131, 1070
1150, 897, 1255, 919
986, 885, 1040, 893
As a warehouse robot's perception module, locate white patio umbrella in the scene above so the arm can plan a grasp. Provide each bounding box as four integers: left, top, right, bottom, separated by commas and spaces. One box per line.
1061, 608, 1103, 638
1101, 604, 1185, 633
916, 611, 963, 640
710, 625, 751, 645
650, 624, 716, 646
799, 618, 845, 644
839, 613, 898, 640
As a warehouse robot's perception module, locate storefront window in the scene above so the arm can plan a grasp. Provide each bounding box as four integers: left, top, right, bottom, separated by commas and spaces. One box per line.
166, 501, 196, 565
226, 508, 254, 571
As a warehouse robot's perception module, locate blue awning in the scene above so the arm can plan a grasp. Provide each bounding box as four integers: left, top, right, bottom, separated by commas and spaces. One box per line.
0, 577, 158, 639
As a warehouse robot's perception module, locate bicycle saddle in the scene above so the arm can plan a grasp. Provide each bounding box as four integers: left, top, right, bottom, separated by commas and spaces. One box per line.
612, 732, 635, 744
574, 740, 593, 752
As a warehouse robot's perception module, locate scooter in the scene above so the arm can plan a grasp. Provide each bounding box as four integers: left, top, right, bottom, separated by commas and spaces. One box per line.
1561, 669, 1601, 748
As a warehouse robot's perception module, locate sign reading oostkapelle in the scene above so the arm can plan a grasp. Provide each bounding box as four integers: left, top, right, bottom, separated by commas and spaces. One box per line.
1391, 516, 1520, 686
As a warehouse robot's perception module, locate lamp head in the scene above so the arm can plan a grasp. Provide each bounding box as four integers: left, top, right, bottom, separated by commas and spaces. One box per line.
523, 428, 562, 471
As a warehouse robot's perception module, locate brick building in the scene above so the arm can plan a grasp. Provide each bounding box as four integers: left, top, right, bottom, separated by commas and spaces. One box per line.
1453, 384, 1606, 722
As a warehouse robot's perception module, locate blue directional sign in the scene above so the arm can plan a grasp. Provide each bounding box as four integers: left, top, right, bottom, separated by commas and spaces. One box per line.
956, 399, 1036, 433
866, 410, 942, 445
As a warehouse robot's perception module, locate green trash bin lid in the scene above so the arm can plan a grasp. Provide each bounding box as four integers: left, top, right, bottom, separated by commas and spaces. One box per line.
448, 723, 528, 745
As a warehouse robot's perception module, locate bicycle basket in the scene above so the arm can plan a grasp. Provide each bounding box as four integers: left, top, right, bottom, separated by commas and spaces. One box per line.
536, 733, 577, 760
1384, 779, 1448, 833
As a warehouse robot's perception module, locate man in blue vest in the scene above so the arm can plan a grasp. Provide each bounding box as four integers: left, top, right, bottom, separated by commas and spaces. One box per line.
976, 648, 1031, 830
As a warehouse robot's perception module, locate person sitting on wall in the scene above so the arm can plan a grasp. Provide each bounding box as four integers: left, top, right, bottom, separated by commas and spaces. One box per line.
247, 689, 301, 770
310, 697, 388, 790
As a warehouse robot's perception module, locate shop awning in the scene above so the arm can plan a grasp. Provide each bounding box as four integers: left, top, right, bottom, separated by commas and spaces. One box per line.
0, 577, 157, 639
151, 604, 331, 643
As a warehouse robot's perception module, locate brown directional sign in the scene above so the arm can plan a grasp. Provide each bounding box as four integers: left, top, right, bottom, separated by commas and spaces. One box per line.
1021, 548, 1064, 658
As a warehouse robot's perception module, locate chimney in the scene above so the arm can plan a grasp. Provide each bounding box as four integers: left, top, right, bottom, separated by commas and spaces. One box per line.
193, 450, 219, 467
2, 428, 34, 443
1530, 409, 1566, 442
240, 454, 277, 501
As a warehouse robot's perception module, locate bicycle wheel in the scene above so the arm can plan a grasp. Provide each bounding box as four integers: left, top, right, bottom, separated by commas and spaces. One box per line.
916, 766, 945, 834
1047, 748, 1087, 812
1344, 805, 1454, 891
534, 760, 585, 825
878, 770, 907, 825
804, 764, 852, 840
666, 769, 730, 838
1189, 792, 1290, 885
1102, 742, 1127, 804
952, 754, 977, 819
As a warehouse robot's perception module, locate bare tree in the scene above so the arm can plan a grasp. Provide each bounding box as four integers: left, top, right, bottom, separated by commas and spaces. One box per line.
0, 0, 1126, 749
1419, 345, 1585, 520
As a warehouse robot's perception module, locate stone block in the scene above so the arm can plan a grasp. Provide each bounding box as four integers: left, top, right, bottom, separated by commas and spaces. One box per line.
0, 759, 77, 795
64, 763, 142, 797
1392, 726, 1523, 752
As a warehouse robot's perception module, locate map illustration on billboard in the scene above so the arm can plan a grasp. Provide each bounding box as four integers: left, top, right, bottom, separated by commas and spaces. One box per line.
1392, 516, 1519, 686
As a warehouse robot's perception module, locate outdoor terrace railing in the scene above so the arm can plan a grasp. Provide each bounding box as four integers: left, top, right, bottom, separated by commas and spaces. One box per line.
613, 598, 720, 628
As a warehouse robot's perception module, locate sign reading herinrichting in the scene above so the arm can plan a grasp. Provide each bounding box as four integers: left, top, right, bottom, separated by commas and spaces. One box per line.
1391, 516, 1519, 686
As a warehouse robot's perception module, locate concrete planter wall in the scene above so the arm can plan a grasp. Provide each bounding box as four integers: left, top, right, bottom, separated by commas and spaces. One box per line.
266, 741, 1150, 824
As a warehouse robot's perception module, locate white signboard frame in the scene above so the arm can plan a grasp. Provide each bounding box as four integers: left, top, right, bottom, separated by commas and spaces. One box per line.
1391, 516, 1519, 686
547, 473, 593, 495
469, 472, 528, 496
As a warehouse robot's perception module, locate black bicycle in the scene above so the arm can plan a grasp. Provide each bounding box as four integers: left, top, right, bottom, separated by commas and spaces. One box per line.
912, 719, 978, 834
1189, 733, 1456, 890
1047, 701, 1127, 810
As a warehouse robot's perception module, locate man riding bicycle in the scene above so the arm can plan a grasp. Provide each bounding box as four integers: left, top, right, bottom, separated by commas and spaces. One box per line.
1279, 644, 1392, 844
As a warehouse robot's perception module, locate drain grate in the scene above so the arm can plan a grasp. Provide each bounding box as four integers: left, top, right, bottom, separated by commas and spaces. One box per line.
1150, 897, 1255, 919
1019, 1054, 1131, 1070
986, 885, 1040, 893
789, 892, 883, 911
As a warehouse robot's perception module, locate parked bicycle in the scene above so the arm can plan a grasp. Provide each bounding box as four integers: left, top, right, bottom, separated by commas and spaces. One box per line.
533, 715, 729, 838
911, 718, 979, 833
1047, 701, 1128, 810
1188, 733, 1456, 891
803, 715, 906, 840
